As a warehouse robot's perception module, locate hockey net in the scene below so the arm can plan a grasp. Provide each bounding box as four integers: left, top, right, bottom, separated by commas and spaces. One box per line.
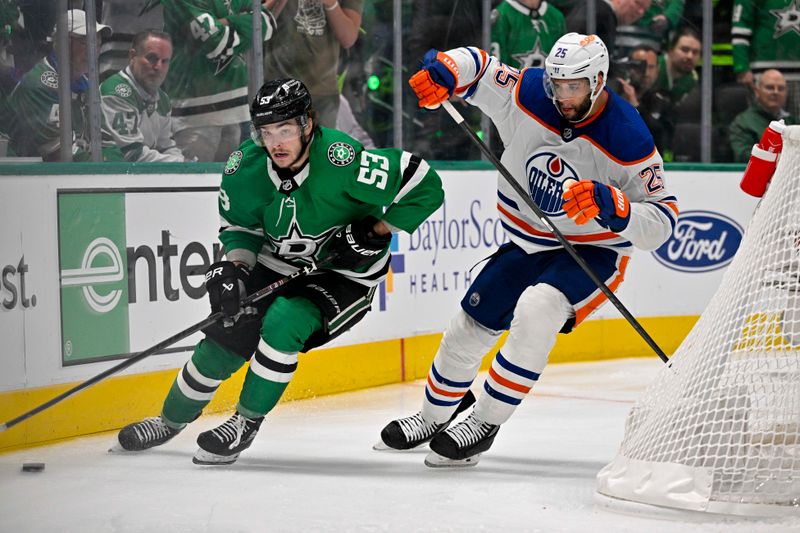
596, 127, 800, 517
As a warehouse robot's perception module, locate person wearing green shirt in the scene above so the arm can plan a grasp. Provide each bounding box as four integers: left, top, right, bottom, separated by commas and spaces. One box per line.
653, 26, 701, 106
490, 0, 566, 70
116, 78, 445, 466
8, 9, 112, 161
729, 68, 796, 162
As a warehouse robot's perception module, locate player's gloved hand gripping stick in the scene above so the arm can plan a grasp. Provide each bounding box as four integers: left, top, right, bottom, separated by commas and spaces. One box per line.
408, 55, 669, 364
0, 256, 336, 433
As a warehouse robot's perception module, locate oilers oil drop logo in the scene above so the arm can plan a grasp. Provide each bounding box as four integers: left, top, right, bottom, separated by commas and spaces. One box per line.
526, 152, 578, 215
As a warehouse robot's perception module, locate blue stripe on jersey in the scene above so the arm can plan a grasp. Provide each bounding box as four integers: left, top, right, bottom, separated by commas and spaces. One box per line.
425, 388, 464, 407
430, 363, 473, 388
463, 49, 487, 99
517, 69, 656, 164
484, 381, 523, 405
496, 352, 541, 381
498, 190, 519, 210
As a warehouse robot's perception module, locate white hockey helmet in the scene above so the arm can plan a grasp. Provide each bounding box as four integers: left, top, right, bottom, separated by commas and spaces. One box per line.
544, 33, 609, 116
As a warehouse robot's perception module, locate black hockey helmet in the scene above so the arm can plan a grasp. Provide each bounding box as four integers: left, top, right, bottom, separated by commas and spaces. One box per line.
251, 78, 313, 127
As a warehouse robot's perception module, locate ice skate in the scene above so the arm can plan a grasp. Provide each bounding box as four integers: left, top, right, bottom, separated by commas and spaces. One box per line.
113, 417, 181, 452
424, 412, 499, 468
193, 412, 264, 465
374, 389, 476, 451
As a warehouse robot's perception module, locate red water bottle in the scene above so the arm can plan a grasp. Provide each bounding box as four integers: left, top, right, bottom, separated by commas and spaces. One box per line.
740, 120, 785, 197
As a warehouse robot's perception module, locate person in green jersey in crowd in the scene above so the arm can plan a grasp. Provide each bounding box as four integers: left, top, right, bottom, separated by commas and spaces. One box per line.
8, 9, 112, 161
653, 25, 701, 107
100, 29, 188, 162
490, 1, 566, 70
162, 0, 279, 162
116, 77, 445, 465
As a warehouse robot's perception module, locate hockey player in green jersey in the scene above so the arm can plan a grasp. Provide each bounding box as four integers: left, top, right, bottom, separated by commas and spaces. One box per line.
116, 78, 445, 465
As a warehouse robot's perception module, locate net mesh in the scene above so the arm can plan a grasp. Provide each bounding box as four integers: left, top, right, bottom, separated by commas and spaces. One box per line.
598, 127, 800, 514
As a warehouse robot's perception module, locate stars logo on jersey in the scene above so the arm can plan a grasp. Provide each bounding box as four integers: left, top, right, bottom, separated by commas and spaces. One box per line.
526, 152, 579, 216
224, 150, 243, 175
771, 0, 800, 38
327, 142, 356, 167
114, 84, 132, 98
40, 70, 58, 89
512, 40, 546, 69
268, 221, 336, 262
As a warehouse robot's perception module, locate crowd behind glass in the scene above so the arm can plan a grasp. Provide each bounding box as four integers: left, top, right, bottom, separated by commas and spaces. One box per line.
0, 0, 794, 164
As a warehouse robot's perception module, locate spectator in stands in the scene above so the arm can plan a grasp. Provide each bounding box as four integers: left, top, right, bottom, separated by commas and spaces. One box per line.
490, 0, 566, 70
614, 44, 659, 108
620, 0, 684, 54
264, 0, 364, 128
0, 0, 21, 156
8, 9, 111, 161
653, 25, 700, 106
729, 69, 797, 162
162, 0, 278, 162
100, 29, 187, 162
733, 0, 800, 118
565, 0, 651, 58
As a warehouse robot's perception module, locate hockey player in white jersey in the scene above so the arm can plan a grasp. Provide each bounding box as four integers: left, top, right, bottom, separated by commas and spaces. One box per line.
377, 33, 679, 467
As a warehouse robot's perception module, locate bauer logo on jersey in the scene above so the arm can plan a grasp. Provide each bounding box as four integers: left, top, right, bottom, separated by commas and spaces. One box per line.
327, 142, 356, 167
224, 150, 243, 175
652, 211, 743, 273
526, 153, 578, 215
114, 83, 132, 98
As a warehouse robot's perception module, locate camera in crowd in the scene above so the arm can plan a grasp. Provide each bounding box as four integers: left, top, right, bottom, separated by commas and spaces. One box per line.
608, 57, 648, 93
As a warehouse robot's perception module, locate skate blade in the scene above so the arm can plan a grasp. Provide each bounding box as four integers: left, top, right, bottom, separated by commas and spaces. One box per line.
192, 448, 240, 465
372, 440, 393, 451
424, 451, 481, 468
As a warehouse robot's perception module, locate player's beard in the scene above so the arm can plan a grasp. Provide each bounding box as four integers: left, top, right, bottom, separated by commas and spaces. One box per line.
568, 95, 593, 123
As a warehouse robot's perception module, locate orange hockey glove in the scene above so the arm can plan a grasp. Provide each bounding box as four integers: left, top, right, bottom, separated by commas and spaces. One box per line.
562, 180, 631, 232
408, 49, 458, 108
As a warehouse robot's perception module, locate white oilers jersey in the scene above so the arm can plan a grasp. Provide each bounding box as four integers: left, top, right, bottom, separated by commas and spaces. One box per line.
443, 47, 679, 254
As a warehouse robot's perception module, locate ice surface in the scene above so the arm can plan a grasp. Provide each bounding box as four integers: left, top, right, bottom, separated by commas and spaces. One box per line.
1, 358, 796, 532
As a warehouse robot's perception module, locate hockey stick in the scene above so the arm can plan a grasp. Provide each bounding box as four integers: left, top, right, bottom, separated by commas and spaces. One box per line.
0, 257, 334, 433
441, 100, 669, 364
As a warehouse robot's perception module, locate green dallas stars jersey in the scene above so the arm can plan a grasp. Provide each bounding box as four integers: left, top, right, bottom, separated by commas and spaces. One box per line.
8, 55, 90, 160
162, 0, 277, 129
218, 127, 444, 286
490, 0, 566, 70
732, 0, 800, 73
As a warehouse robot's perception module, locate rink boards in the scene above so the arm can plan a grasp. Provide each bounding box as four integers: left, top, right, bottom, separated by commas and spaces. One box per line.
0, 162, 757, 450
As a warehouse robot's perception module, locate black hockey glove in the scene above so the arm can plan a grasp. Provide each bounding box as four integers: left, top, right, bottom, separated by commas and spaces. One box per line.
205, 261, 250, 326
328, 216, 392, 270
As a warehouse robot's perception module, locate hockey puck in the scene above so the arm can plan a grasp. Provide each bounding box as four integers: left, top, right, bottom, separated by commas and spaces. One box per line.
21, 462, 45, 473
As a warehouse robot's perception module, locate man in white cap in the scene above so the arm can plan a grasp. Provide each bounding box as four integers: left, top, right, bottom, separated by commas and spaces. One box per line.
8, 9, 113, 160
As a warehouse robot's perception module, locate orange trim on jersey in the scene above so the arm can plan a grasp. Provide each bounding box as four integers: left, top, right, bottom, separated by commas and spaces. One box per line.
489, 367, 532, 394
660, 201, 680, 216
427, 376, 466, 398
455, 49, 489, 95
497, 203, 621, 242
573, 255, 630, 327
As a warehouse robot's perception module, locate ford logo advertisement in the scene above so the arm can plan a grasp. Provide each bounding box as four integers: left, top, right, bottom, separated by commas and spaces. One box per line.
652, 210, 744, 273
